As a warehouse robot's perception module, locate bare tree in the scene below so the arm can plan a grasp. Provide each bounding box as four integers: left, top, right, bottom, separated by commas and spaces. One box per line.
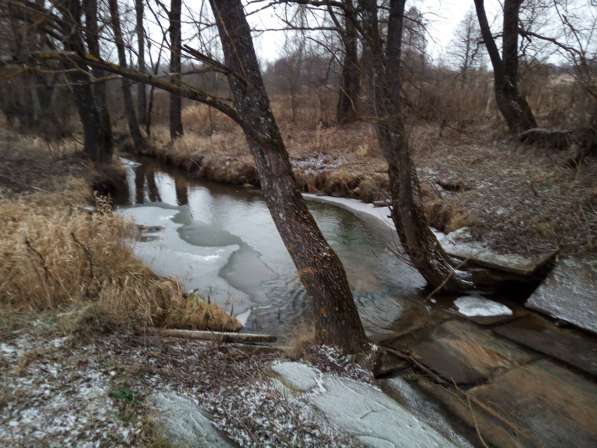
209, 0, 367, 350
358, 0, 472, 291
135, 0, 147, 125
61, 0, 112, 162
451, 8, 484, 85
517, 0, 596, 158
83, 0, 113, 158
108, 0, 145, 149
331, 0, 360, 124
169, 0, 184, 139
474, 0, 538, 133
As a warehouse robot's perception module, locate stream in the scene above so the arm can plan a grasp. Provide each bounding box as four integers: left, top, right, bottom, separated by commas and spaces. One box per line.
116, 157, 427, 337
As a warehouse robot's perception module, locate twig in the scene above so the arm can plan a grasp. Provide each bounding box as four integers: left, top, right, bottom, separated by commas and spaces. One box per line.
70, 232, 94, 280
24, 238, 50, 281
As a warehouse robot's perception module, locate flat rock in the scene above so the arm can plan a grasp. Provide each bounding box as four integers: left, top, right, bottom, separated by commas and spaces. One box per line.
416, 379, 527, 448
313, 375, 457, 448
469, 359, 597, 448
435, 228, 556, 276
410, 320, 537, 385
380, 376, 475, 448
272, 362, 457, 447
149, 391, 233, 448
271, 361, 319, 392
526, 257, 597, 334
493, 314, 597, 377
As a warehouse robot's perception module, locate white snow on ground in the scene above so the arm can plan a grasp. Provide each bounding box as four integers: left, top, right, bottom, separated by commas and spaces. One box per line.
454, 296, 513, 317
0, 337, 142, 447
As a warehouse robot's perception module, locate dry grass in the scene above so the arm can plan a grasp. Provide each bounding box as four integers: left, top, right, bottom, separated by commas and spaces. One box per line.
0, 129, 240, 335
0, 193, 240, 334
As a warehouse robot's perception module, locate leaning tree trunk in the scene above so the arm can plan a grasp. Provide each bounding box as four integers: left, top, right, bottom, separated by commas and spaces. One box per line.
135, 0, 147, 126
335, 0, 360, 124
360, 0, 471, 292
474, 0, 537, 133
108, 0, 145, 150
83, 0, 113, 161
169, 0, 183, 140
210, 0, 367, 352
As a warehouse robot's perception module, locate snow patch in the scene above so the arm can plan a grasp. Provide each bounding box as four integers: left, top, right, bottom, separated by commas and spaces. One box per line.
303, 194, 395, 229
454, 296, 512, 317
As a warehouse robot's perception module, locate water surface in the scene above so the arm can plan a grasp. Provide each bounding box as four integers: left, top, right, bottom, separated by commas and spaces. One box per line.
117, 157, 426, 336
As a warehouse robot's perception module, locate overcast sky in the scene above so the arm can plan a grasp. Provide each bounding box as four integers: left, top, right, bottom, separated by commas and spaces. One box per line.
247, 0, 503, 63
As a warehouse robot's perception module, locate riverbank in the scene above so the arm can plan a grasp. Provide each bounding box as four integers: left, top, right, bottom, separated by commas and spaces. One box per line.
141, 123, 597, 259
3, 126, 597, 446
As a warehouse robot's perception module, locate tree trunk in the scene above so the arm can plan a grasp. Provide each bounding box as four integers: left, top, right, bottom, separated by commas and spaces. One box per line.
169, 0, 183, 140
108, 0, 145, 150
474, 0, 537, 133
210, 0, 367, 352
175, 177, 188, 205
335, 0, 360, 124
83, 0, 113, 160
359, 0, 471, 292
135, 0, 147, 126
60, 0, 105, 162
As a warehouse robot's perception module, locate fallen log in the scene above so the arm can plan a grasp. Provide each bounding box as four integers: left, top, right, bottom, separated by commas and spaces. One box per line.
150, 328, 277, 343
518, 127, 574, 149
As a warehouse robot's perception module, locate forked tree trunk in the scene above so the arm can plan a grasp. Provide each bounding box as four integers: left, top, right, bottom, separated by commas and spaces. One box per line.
135, 0, 147, 126
359, 0, 471, 292
83, 0, 113, 160
108, 0, 145, 150
474, 0, 537, 133
335, 0, 360, 124
210, 0, 367, 351
169, 0, 183, 140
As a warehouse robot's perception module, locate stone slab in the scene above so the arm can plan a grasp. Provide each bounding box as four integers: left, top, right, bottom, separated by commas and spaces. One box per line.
380, 376, 475, 448
272, 361, 458, 447
417, 378, 528, 448
313, 375, 457, 448
410, 320, 537, 385
149, 391, 233, 448
526, 257, 597, 335
435, 228, 557, 276
493, 314, 597, 377
469, 359, 597, 448
271, 361, 319, 392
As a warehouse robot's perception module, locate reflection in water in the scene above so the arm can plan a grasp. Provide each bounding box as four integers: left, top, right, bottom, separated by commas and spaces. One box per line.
175, 177, 188, 205
117, 157, 426, 337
